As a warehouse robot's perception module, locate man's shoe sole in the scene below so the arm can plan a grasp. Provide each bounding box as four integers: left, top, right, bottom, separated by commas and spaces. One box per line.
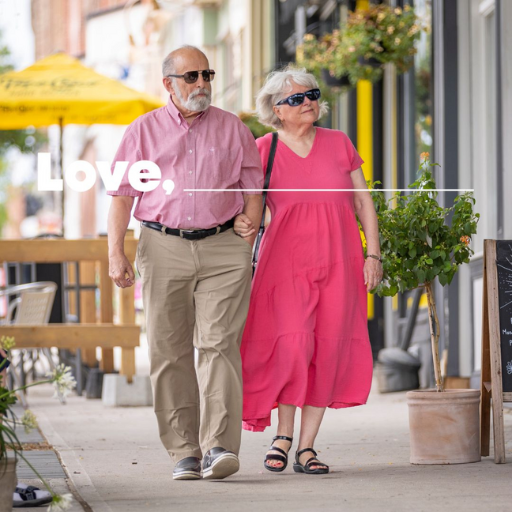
173, 470, 202, 481
202, 452, 240, 480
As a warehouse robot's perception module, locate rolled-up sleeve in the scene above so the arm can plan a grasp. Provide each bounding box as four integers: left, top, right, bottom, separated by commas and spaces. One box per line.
107, 125, 143, 197
238, 124, 263, 194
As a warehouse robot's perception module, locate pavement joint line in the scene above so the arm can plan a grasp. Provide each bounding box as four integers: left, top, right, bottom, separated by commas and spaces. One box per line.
35, 408, 112, 512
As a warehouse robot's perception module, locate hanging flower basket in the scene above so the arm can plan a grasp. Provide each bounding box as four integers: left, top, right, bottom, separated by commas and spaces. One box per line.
297, 4, 424, 88
341, 4, 423, 84
296, 31, 350, 92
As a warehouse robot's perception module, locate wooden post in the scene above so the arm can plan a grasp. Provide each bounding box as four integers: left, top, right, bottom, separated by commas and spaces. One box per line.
480, 244, 491, 457
118, 230, 136, 383
485, 240, 506, 463
79, 261, 98, 367
99, 235, 114, 373
67, 262, 77, 319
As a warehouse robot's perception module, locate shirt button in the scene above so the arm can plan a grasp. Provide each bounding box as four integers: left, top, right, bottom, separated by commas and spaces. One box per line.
189, 129, 193, 133
189, 149, 193, 154
189, 171, 193, 175
187, 217, 191, 221
189, 193, 192, 196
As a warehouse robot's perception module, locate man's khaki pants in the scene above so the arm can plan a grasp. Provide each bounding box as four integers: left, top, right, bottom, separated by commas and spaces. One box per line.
136, 225, 252, 463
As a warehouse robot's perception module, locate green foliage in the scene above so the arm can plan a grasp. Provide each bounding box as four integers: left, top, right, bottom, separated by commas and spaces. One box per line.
0, 32, 47, 234
369, 156, 479, 297
296, 32, 350, 100
0, 35, 46, 157
238, 111, 274, 139
0, 39, 13, 74
1, 335, 76, 506
297, 31, 347, 82
296, 4, 423, 87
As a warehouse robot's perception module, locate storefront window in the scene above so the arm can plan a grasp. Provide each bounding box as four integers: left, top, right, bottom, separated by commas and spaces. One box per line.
413, 0, 432, 165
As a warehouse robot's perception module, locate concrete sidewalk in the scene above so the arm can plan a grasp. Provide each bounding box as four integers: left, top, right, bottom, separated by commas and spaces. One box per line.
22, 382, 512, 512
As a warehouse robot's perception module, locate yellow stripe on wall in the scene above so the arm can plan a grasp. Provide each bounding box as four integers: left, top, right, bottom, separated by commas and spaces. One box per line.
357, 80, 373, 183
356, 0, 373, 319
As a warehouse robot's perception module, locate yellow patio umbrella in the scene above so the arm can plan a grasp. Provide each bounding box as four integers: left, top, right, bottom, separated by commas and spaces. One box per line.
0, 53, 164, 234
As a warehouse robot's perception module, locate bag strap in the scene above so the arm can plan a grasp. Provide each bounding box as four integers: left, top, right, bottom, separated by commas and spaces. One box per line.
252, 132, 278, 275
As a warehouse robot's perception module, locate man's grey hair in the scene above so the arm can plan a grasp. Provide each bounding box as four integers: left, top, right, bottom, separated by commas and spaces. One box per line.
256, 66, 328, 129
162, 45, 208, 77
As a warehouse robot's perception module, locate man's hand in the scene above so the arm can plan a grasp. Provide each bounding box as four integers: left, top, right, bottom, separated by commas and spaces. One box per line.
107, 196, 135, 288
234, 213, 255, 241
109, 252, 135, 288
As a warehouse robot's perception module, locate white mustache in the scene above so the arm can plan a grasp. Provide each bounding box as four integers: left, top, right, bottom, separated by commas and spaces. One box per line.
189, 88, 211, 100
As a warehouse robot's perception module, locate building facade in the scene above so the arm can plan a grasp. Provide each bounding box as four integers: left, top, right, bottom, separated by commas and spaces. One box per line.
21, 0, 512, 381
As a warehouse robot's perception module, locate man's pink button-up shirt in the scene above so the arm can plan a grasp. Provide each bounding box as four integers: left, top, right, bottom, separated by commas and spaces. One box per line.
108, 97, 263, 230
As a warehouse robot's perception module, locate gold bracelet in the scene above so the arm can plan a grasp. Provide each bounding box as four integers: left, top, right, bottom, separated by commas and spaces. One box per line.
366, 254, 382, 263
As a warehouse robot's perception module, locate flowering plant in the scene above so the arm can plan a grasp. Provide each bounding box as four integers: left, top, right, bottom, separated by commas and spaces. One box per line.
369, 154, 479, 391
297, 4, 423, 87
296, 31, 346, 78
340, 4, 422, 84
1, 336, 76, 510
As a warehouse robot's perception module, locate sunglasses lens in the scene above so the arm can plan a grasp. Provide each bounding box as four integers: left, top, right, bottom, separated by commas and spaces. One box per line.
305, 89, 321, 101
201, 70, 215, 82
288, 94, 305, 106
183, 71, 199, 84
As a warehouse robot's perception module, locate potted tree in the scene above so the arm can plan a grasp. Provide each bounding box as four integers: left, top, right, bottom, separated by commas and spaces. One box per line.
370, 153, 481, 464
1, 336, 75, 510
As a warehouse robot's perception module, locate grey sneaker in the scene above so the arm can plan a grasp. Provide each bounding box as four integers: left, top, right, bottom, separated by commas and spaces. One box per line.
173, 456, 202, 480
202, 447, 239, 480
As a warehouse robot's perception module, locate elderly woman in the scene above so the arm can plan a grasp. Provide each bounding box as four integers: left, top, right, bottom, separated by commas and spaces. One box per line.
234, 67, 382, 475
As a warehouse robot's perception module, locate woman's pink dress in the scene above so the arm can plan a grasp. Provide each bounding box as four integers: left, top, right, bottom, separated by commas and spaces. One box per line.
241, 127, 374, 432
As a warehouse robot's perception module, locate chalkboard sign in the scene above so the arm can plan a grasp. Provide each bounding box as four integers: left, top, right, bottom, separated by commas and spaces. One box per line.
481, 240, 512, 463
496, 241, 512, 392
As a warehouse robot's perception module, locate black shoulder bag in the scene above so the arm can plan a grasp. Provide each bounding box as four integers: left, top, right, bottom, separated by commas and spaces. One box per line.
252, 132, 278, 277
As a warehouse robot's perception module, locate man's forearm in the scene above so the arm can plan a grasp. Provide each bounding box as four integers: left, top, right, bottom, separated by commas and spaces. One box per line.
242, 194, 263, 245
107, 196, 135, 256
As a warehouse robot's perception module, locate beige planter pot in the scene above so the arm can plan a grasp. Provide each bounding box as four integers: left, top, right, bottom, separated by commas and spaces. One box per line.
406, 389, 481, 464
0, 457, 17, 512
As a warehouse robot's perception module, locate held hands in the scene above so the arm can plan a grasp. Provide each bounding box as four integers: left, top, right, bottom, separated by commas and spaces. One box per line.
364, 257, 383, 292
234, 214, 255, 241
109, 252, 135, 288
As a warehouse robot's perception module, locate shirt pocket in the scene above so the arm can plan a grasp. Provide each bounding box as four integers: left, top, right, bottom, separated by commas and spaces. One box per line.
208, 147, 235, 182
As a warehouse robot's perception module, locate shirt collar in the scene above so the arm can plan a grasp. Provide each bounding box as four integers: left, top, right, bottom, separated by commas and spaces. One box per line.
166, 96, 209, 126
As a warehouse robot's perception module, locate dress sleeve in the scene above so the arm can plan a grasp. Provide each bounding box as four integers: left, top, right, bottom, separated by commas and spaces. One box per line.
342, 132, 364, 172
238, 123, 264, 194
107, 124, 143, 197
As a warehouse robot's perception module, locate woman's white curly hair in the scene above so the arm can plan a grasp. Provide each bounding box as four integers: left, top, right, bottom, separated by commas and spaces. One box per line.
256, 66, 329, 129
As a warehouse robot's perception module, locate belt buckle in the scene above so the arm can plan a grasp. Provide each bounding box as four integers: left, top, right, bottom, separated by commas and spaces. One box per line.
180, 229, 198, 239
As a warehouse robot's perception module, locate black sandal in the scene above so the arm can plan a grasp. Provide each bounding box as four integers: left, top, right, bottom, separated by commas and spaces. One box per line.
264, 435, 293, 472
293, 448, 329, 475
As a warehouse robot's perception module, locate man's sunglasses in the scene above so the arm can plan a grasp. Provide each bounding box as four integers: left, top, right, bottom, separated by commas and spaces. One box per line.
275, 88, 321, 107
166, 69, 215, 84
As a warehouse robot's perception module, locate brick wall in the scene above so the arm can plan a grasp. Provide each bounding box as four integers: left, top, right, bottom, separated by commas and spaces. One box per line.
31, 0, 153, 60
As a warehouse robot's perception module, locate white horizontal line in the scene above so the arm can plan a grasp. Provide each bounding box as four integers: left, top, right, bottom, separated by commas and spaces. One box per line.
182, 188, 475, 192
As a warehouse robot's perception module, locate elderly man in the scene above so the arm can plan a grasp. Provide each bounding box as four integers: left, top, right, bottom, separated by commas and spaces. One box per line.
107, 45, 262, 480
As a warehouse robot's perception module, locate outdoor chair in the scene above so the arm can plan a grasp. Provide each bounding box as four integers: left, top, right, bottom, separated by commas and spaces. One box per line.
0, 282, 58, 405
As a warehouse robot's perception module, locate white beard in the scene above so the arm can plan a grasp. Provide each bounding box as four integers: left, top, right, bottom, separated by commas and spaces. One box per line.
174, 84, 212, 112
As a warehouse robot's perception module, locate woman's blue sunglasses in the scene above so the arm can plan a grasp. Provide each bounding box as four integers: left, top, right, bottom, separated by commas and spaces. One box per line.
275, 88, 321, 107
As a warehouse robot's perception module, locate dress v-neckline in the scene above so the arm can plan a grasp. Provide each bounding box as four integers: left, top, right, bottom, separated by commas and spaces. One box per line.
277, 128, 319, 160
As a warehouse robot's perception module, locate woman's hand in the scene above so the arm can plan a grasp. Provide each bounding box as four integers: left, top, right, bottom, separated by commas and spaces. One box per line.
364, 257, 383, 292
234, 214, 255, 239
